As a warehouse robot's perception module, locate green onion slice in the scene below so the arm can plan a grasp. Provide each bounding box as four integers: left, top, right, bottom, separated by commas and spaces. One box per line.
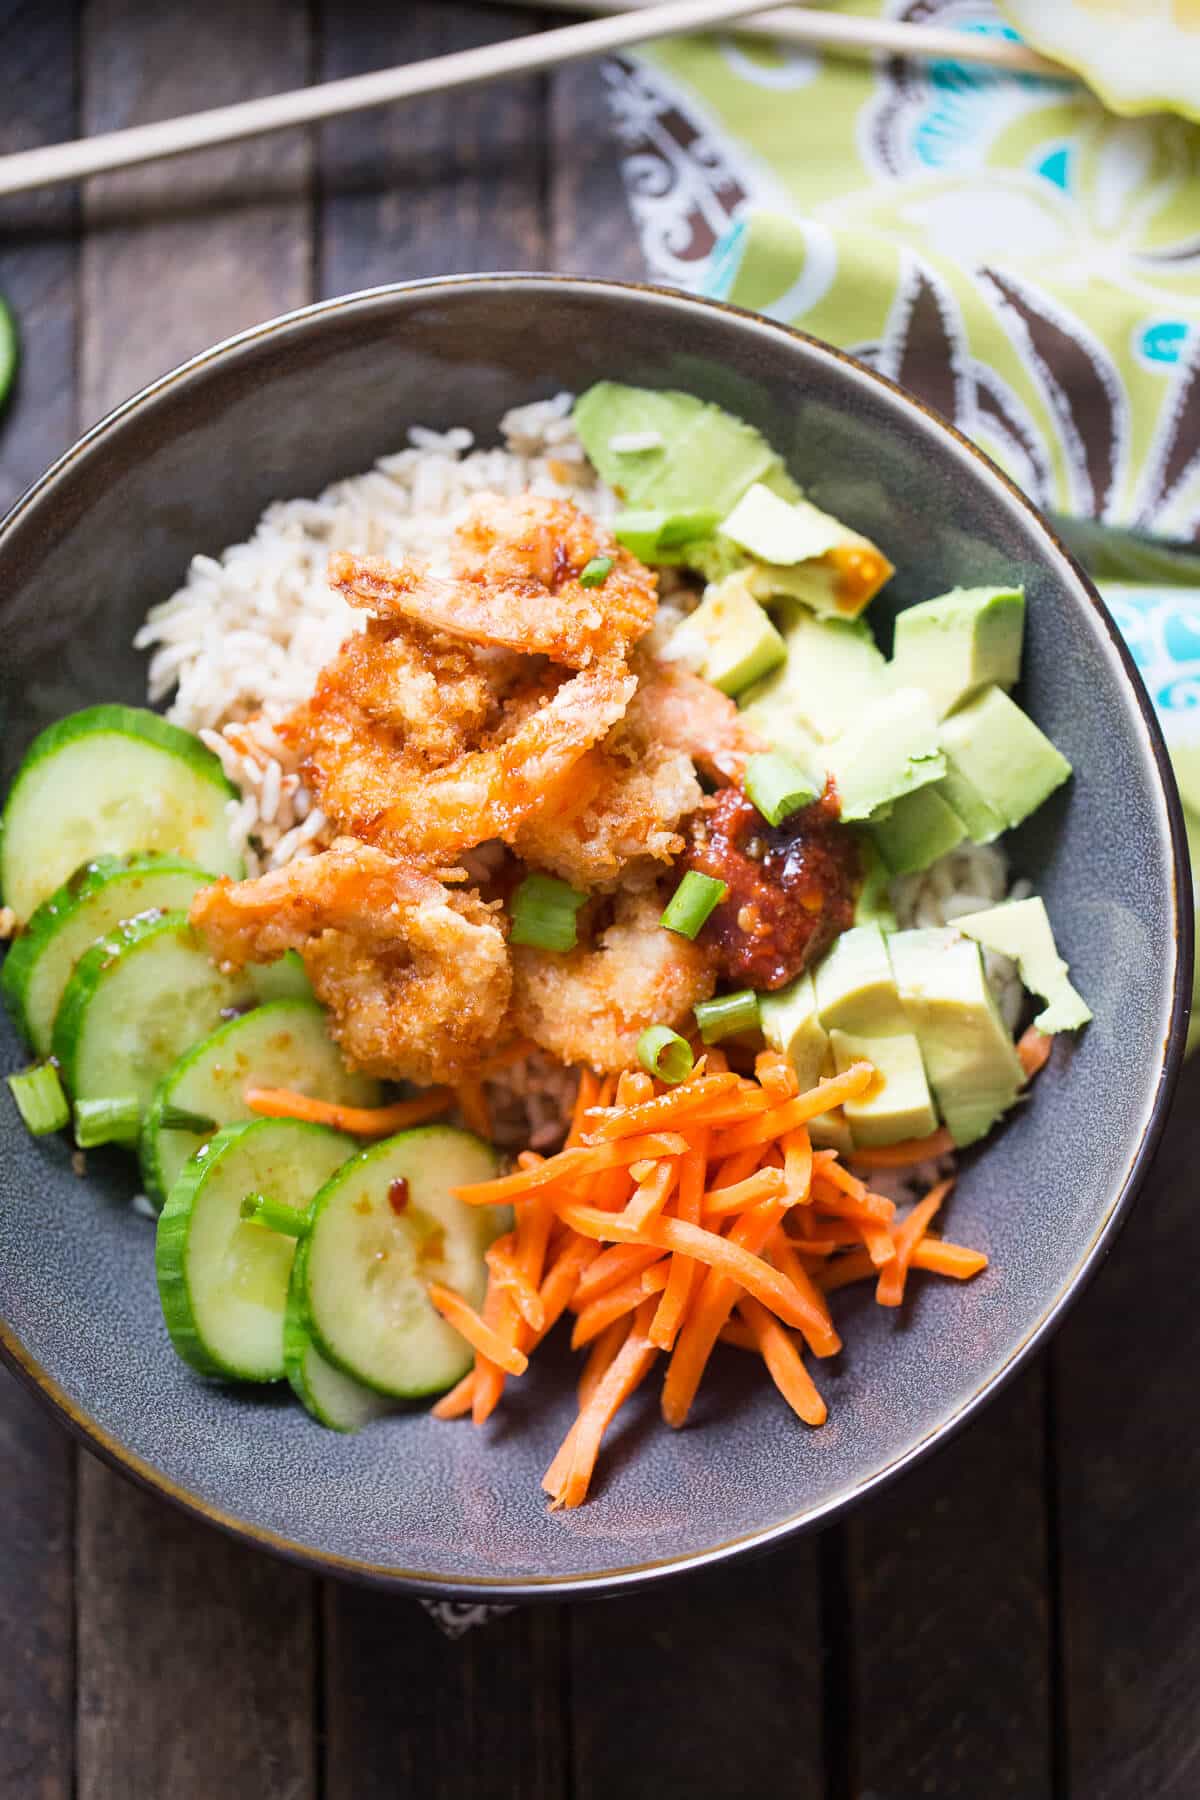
578, 555, 613, 588
509, 872, 588, 953
157, 1104, 218, 1135
74, 1096, 141, 1149
744, 751, 819, 828
660, 870, 728, 940
636, 1025, 695, 1085
240, 1191, 309, 1238
6, 1063, 69, 1136
694, 989, 761, 1045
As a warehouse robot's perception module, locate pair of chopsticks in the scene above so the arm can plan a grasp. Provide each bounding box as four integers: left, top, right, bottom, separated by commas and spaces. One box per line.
0, 0, 1067, 201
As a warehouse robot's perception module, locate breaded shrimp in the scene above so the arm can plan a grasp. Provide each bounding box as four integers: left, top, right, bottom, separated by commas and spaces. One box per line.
329, 493, 657, 670
510, 890, 716, 1073
189, 842, 511, 1085
629, 659, 767, 781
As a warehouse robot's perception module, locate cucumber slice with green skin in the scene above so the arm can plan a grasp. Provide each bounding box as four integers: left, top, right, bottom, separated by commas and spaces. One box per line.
0, 704, 241, 922
249, 950, 313, 1004
284, 1238, 392, 1431
1, 853, 213, 1056
299, 1126, 508, 1398
139, 997, 382, 1207
157, 1117, 354, 1381
52, 909, 259, 1123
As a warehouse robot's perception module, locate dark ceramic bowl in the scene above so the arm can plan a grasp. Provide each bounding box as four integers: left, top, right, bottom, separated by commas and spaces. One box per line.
0, 276, 1190, 1599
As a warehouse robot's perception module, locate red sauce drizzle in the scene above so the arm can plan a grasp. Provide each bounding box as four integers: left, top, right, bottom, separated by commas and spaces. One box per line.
388, 1177, 410, 1216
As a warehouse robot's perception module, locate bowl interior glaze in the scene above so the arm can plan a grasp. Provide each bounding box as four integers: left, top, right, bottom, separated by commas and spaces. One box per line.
0, 277, 1188, 1597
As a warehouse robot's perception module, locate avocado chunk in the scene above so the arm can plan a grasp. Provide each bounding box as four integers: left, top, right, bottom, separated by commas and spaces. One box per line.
740, 606, 888, 745
939, 686, 1071, 831
721, 483, 847, 565
937, 765, 1007, 844
891, 585, 1025, 719
872, 785, 966, 876
759, 971, 828, 1091
854, 835, 899, 932
829, 1027, 938, 1147
719, 484, 894, 621
889, 927, 1024, 1147
823, 687, 945, 823
953, 897, 1091, 1034
814, 923, 908, 1036
674, 571, 787, 697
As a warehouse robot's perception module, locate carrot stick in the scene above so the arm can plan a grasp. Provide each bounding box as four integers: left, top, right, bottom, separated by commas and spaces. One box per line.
811, 1152, 868, 1203
683, 1090, 771, 1128
755, 1050, 799, 1101
650, 1138, 707, 1352
660, 1201, 786, 1429
472, 1280, 519, 1423
706, 1064, 874, 1157
817, 1249, 876, 1292
782, 1128, 812, 1205
710, 1147, 761, 1190
876, 1178, 954, 1307
577, 1316, 630, 1408
616, 1069, 654, 1107
855, 1217, 898, 1267
622, 1158, 679, 1230
718, 1319, 758, 1351
737, 1296, 827, 1427
456, 1076, 492, 1139
431, 1369, 477, 1419
525, 1236, 598, 1352
570, 1261, 669, 1349
515, 1194, 554, 1295
770, 1231, 841, 1358
701, 1167, 788, 1219
485, 1233, 545, 1333
573, 1242, 663, 1309
426, 1282, 529, 1376
1018, 1025, 1053, 1080
557, 1200, 813, 1332
565, 1067, 600, 1149
454, 1131, 690, 1204
848, 1127, 954, 1170
244, 1085, 453, 1136
546, 1300, 660, 1509
810, 1178, 896, 1225
585, 1072, 741, 1141
912, 1238, 987, 1279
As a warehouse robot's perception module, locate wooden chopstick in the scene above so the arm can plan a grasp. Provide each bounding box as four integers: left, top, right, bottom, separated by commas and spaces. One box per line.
0, 0, 774, 200
507, 0, 1068, 77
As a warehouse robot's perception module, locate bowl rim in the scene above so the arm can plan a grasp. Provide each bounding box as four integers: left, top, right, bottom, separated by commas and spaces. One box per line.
0, 270, 1191, 1601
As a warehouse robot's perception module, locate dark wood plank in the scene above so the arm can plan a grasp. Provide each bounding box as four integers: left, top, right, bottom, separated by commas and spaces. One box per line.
548, 57, 644, 283
849, 1365, 1053, 1797
0, 8, 79, 1795
323, 1591, 567, 1800
570, 1546, 825, 1800
73, 7, 318, 1797
76, 1458, 316, 1800
1055, 1054, 1200, 1799
316, 1, 548, 297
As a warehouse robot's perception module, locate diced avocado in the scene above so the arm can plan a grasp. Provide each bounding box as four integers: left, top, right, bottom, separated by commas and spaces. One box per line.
677, 571, 786, 697
740, 607, 888, 745
614, 509, 722, 565
720, 484, 894, 621
872, 785, 966, 876
721, 483, 846, 565
854, 835, 898, 932
759, 972, 828, 1091
888, 927, 1024, 1147
823, 687, 945, 823
937, 765, 1006, 844
891, 586, 1025, 719
814, 923, 908, 1036
939, 686, 1071, 831
953, 897, 1091, 1034
829, 1027, 938, 1147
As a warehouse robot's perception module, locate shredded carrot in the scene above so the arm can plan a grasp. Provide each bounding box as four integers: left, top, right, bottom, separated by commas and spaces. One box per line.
660, 1201, 786, 1429
755, 1050, 799, 1101
431, 1369, 477, 1419
456, 1077, 492, 1140
525, 1236, 598, 1352
485, 1233, 545, 1333
616, 1069, 654, 1107
710, 1146, 762, 1191
737, 1296, 827, 1427
577, 1317, 630, 1408
849, 1127, 954, 1170
622, 1158, 679, 1230
1018, 1025, 1054, 1080
912, 1238, 987, 1280
782, 1128, 813, 1205
812, 1151, 868, 1202
472, 1281, 519, 1423
876, 1179, 954, 1307
705, 1064, 875, 1158
573, 1242, 663, 1309
426, 1282, 529, 1376
244, 1085, 452, 1136
585, 1072, 741, 1141
545, 1300, 659, 1509
769, 1231, 841, 1358
855, 1217, 898, 1267
718, 1318, 758, 1352
454, 1131, 690, 1204
650, 1138, 706, 1352
570, 1261, 669, 1349
565, 1068, 601, 1149
515, 1195, 554, 1295
701, 1166, 788, 1219
810, 1177, 895, 1225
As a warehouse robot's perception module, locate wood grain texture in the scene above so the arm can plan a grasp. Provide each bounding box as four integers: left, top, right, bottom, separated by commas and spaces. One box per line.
570, 1546, 825, 1800
849, 1365, 1052, 1797
316, 2, 548, 297
79, 0, 311, 424
323, 1589, 567, 1800
548, 56, 644, 281
1055, 1054, 1200, 1800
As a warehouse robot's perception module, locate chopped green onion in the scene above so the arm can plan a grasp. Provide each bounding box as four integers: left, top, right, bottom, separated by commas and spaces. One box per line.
509, 872, 587, 953
614, 508, 722, 564
637, 1025, 695, 1085
74, 1096, 141, 1148
694, 989, 761, 1045
578, 555, 613, 588
240, 1191, 309, 1238
6, 1063, 69, 1136
660, 870, 728, 940
158, 1105, 218, 1135
744, 751, 819, 827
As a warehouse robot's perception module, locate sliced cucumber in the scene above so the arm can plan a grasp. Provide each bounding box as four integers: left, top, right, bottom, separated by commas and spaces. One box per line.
52, 910, 258, 1125
156, 1117, 354, 1381
250, 951, 313, 1004
299, 1127, 508, 1398
140, 998, 382, 1207
284, 1239, 392, 1431
0, 705, 241, 921
1, 853, 213, 1056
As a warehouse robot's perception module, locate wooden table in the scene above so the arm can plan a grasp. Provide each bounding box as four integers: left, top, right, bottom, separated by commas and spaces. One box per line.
1, 5, 1196, 1795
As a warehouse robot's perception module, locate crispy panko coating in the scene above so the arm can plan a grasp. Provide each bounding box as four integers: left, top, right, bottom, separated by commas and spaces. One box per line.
629, 658, 766, 781
510, 891, 716, 1074
329, 492, 657, 670
189, 842, 511, 1085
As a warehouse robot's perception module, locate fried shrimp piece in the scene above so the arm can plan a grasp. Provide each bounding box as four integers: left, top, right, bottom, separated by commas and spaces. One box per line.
329, 492, 657, 670
629, 659, 767, 781
510, 891, 716, 1074
189, 842, 511, 1085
